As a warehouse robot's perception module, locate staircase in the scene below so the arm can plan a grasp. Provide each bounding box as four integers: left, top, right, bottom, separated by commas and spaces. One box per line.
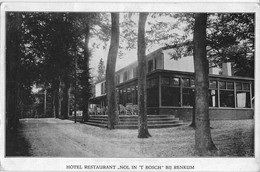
84, 115, 183, 129
84, 115, 108, 128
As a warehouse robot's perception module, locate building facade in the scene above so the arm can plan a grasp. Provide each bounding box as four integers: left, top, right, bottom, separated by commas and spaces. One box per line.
90, 48, 254, 121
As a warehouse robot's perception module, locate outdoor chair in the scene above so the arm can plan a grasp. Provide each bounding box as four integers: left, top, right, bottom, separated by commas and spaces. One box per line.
126, 104, 135, 115
119, 104, 127, 115
96, 107, 101, 115
89, 108, 96, 115
132, 105, 138, 116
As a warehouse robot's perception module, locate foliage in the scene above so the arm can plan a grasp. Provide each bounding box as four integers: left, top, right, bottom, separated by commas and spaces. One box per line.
163, 13, 254, 77
6, 12, 111, 120
96, 58, 106, 82
6, 13, 37, 125
119, 13, 189, 55
206, 13, 254, 77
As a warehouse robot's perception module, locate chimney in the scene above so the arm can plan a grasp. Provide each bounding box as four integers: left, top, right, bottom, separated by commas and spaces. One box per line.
222, 62, 232, 76
209, 67, 220, 75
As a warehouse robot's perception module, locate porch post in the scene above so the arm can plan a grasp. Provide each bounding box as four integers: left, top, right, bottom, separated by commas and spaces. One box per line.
217, 80, 220, 107
180, 77, 183, 106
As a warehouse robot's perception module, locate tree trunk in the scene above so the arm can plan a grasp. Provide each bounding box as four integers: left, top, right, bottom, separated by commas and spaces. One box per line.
57, 78, 62, 118
52, 89, 56, 118
62, 76, 70, 119
53, 80, 60, 118
74, 55, 77, 123
193, 13, 217, 155
82, 24, 91, 122
137, 13, 151, 138
189, 90, 196, 128
106, 13, 120, 129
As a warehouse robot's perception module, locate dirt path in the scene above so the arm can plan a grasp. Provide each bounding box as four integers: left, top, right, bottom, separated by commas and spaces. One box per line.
17, 118, 254, 157
20, 118, 143, 157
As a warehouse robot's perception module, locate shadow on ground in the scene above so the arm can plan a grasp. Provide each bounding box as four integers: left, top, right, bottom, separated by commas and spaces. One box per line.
6, 123, 31, 156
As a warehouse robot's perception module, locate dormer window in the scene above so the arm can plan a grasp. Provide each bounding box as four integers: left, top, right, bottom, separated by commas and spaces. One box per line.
148, 58, 157, 73
148, 60, 153, 72
133, 66, 138, 78
115, 75, 120, 85
123, 70, 129, 82
101, 81, 106, 95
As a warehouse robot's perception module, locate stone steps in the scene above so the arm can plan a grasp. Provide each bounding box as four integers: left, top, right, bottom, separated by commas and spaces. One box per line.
115, 123, 183, 129
83, 115, 183, 129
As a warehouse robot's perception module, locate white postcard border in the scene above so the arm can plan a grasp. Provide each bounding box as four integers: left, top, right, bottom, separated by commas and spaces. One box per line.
1, 1, 259, 172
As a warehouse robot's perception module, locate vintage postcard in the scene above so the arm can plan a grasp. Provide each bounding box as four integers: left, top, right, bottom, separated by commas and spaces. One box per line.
0, 1, 259, 172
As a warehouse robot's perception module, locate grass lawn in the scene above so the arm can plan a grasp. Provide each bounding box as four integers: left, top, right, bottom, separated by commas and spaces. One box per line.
101, 119, 254, 157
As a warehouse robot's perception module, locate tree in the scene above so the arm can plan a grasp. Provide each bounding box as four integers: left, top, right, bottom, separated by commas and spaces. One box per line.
97, 58, 106, 82
15, 12, 110, 123
206, 13, 254, 77
106, 13, 120, 129
193, 13, 217, 155
78, 23, 92, 122
164, 13, 254, 128
6, 13, 23, 131
137, 13, 151, 138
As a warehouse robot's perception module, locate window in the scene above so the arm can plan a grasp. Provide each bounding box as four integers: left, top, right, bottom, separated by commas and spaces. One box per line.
243, 83, 250, 90
183, 88, 194, 106
154, 58, 157, 70
161, 76, 180, 106
182, 78, 190, 87
132, 85, 138, 105
209, 80, 217, 89
148, 60, 153, 72
126, 87, 132, 103
190, 79, 195, 87
220, 91, 235, 107
182, 77, 194, 106
123, 71, 129, 82
219, 81, 234, 107
209, 90, 218, 107
219, 81, 226, 89
227, 82, 234, 89
147, 78, 159, 107
236, 82, 251, 108
209, 80, 218, 107
236, 83, 242, 90
122, 88, 127, 105
133, 67, 138, 78
104, 82, 106, 93
147, 78, 159, 88
119, 89, 123, 105
171, 77, 180, 86
162, 87, 180, 106
115, 75, 120, 85
134, 85, 138, 105
161, 77, 170, 85
236, 91, 250, 108
116, 89, 119, 103
101, 82, 106, 95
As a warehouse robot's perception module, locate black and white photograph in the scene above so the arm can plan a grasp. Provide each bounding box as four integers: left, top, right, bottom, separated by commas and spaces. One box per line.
1, 1, 259, 172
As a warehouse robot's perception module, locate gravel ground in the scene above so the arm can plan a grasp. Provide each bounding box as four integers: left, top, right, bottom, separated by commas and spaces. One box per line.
9, 118, 254, 157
